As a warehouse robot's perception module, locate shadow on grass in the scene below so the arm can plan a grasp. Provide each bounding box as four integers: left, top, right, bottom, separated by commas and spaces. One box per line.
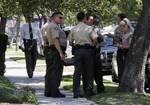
62, 75, 150, 105
10, 56, 45, 61
37, 55, 45, 60
62, 75, 73, 82
0, 76, 37, 104
91, 92, 150, 105
10, 57, 25, 61
62, 75, 118, 94
7, 76, 45, 85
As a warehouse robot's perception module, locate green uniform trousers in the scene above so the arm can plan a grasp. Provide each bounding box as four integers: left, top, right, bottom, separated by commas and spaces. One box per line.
44, 46, 63, 96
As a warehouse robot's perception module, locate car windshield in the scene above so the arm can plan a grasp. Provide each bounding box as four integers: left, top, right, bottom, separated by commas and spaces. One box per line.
100, 36, 113, 47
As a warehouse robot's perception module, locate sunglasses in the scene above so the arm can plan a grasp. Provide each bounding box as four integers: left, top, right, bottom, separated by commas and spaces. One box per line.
59, 16, 63, 19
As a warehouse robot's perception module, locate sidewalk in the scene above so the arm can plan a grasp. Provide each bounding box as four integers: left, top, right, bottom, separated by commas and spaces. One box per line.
5, 57, 98, 105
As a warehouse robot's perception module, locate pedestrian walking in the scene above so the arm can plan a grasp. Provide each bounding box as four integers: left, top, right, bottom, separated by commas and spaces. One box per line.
20, 15, 43, 78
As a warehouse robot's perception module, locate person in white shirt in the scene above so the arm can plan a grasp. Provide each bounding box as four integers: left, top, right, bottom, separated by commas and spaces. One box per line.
20, 15, 43, 78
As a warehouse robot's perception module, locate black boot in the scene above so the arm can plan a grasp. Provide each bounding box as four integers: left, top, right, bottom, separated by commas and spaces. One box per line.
97, 85, 105, 93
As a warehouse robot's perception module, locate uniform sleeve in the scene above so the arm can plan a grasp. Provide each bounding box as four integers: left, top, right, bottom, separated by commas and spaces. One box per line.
89, 27, 98, 40
68, 29, 74, 43
90, 30, 98, 40
41, 24, 46, 36
51, 25, 59, 39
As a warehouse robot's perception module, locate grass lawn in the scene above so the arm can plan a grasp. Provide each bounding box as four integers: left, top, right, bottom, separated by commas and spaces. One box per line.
3, 48, 38, 104
6, 48, 150, 105
6, 48, 46, 72
62, 75, 150, 105
6, 47, 24, 57
6, 48, 45, 64
0, 76, 37, 104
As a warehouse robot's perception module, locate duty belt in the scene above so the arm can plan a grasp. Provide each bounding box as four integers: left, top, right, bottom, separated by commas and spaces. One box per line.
23, 39, 36, 43
45, 45, 56, 50
74, 44, 94, 49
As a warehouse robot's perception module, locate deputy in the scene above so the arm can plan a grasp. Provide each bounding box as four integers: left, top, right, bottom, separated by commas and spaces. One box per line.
69, 12, 98, 98
42, 12, 66, 98
85, 13, 105, 93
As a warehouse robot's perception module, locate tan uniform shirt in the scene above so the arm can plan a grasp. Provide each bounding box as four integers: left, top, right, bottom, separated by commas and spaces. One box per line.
68, 22, 96, 46
41, 22, 49, 46
59, 28, 67, 48
42, 22, 60, 46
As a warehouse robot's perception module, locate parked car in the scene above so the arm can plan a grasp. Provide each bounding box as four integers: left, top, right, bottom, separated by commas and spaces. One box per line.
63, 26, 74, 37
100, 35, 118, 82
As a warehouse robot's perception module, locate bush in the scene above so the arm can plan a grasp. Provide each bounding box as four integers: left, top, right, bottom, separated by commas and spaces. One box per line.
0, 76, 37, 104
19, 86, 37, 104
0, 76, 22, 103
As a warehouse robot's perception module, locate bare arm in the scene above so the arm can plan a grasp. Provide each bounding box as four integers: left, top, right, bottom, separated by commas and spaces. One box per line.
90, 30, 99, 45
68, 30, 74, 46
69, 40, 74, 46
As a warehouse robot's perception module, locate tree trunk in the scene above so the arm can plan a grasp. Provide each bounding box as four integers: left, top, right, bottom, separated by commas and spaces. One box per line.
118, 0, 150, 93
0, 15, 7, 34
0, 15, 8, 76
15, 14, 21, 51
0, 15, 7, 52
